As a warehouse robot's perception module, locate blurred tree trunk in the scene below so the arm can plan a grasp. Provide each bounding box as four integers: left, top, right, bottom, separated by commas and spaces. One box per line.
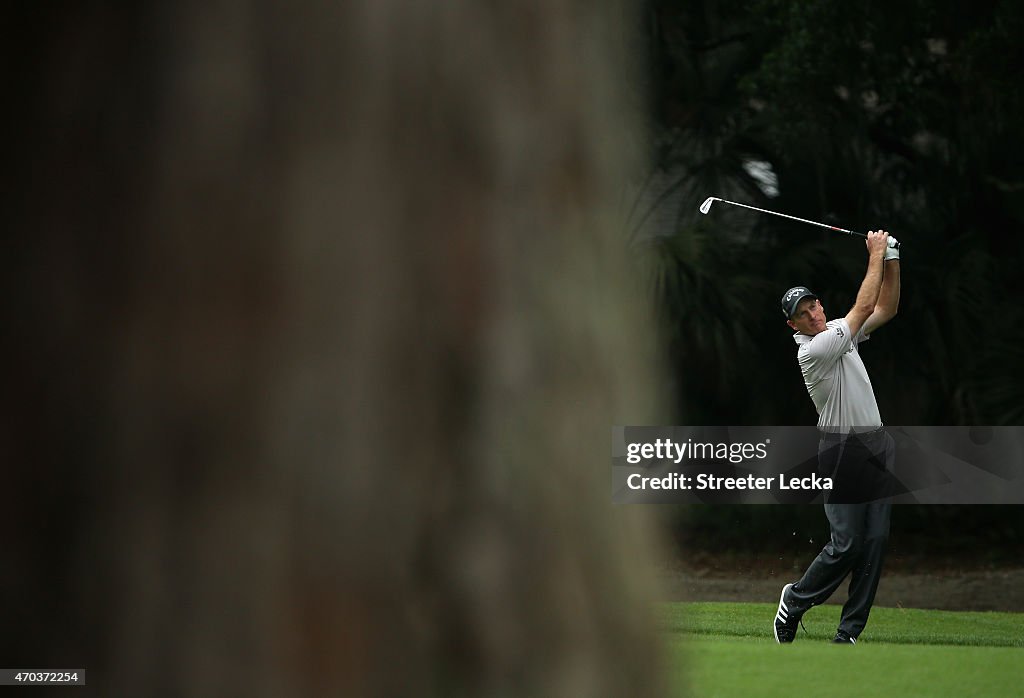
3, 1, 670, 696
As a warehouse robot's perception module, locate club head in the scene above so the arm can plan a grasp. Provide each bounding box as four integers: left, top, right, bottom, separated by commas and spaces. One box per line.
699, 197, 716, 215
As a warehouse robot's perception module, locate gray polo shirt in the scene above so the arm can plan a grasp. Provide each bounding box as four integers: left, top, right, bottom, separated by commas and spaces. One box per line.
793, 318, 882, 433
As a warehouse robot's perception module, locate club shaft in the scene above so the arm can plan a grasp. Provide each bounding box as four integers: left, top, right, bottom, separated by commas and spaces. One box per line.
712, 198, 866, 238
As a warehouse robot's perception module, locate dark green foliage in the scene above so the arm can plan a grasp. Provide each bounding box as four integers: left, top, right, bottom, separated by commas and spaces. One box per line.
638, 0, 1024, 426
668, 505, 1024, 566
638, 1, 1024, 557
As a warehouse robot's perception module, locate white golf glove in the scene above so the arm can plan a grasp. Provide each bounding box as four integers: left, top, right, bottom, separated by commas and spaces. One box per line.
884, 235, 900, 261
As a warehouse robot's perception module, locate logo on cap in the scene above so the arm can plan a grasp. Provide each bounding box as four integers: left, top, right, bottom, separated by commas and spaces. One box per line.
781, 286, 817, 318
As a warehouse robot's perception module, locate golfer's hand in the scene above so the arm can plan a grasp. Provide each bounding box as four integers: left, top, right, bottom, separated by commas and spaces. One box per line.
866, 230, 889, 260
884, 235, 900, 261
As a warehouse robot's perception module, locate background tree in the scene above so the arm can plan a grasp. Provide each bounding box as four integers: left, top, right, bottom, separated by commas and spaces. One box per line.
639, 0, 1024, 558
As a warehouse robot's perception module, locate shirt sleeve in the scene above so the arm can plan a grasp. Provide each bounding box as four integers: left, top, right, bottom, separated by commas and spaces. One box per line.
806, 319, 854, 365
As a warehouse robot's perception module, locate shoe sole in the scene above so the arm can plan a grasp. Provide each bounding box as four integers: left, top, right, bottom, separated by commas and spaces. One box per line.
773, 582, 794, 644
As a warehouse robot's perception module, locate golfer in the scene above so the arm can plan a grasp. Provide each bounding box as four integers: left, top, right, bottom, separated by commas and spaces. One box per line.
774, 230, 901, 644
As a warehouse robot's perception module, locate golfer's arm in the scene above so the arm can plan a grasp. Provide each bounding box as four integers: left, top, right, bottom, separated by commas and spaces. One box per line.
862, 260, 900, 335
844, 254, 884, 337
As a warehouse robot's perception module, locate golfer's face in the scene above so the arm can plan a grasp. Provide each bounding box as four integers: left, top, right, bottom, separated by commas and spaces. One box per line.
790, 298, 827, 335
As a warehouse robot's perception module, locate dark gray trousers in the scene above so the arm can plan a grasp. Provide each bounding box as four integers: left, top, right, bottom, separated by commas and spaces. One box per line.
785, 430, 894, 638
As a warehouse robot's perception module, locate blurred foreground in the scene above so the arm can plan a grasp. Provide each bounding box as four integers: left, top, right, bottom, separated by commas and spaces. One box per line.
3, 2, 668, 696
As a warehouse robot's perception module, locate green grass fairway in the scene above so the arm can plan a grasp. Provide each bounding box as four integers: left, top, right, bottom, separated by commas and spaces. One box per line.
661, 603, 1024, 697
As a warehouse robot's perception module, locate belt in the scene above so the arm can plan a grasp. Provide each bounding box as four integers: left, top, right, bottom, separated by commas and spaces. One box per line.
819, 425, 885, 440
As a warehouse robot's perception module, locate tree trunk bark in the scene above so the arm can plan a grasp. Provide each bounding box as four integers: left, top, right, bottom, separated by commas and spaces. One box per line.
3, 2, 670, 696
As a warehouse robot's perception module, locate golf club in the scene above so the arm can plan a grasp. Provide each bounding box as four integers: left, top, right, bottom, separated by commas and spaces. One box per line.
699, 196, 899, 249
